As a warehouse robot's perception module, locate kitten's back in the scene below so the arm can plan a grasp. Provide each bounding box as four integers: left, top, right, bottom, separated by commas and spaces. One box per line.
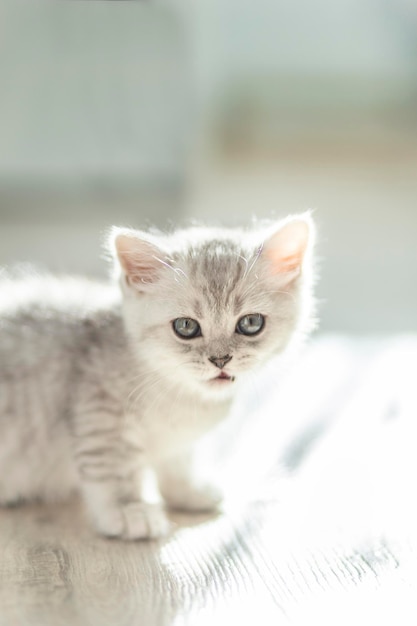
0, 272, 121, 503
0, 272, 118, 367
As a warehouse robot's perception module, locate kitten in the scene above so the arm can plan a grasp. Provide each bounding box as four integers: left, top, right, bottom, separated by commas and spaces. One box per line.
0, 215, 315, 540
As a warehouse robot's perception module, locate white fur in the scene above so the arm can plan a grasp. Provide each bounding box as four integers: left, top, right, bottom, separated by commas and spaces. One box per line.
0, 217, 315, 539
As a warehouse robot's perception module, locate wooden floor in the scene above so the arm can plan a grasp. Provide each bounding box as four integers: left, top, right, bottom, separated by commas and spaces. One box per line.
1, 335, 417, 626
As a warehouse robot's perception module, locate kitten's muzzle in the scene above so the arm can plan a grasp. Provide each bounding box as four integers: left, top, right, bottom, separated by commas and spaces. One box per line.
208, 355, 233, 369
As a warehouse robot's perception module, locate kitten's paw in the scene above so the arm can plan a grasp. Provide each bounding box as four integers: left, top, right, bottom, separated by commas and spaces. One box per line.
122, 502, 171, 540
94, 502, 170, 540
164, 484, 223, 513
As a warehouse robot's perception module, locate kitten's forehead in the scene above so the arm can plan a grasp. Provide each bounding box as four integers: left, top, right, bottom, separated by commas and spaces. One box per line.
157, 227, 273, 320
187, 238, 244, 277
184, 237, 250, 313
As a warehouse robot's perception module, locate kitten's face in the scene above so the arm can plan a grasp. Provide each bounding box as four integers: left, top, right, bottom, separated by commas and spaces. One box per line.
112, 219, 314, 399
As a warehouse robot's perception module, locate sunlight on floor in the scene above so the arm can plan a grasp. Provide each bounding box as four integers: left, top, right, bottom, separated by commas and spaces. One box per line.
162, 334, 417, 625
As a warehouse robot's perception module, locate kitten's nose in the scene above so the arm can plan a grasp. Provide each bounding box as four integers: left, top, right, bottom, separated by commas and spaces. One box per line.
208, 355, 232, 369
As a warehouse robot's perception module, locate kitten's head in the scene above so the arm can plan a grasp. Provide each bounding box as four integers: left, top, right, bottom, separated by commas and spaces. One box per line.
109, 216, 316, 399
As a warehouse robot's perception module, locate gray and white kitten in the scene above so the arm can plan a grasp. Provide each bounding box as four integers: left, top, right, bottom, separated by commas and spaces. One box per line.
0, 215, 315, 540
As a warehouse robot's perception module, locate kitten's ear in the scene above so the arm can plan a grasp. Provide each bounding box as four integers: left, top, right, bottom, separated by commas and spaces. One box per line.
262, 215, 313, 284
111, 228, 167, 291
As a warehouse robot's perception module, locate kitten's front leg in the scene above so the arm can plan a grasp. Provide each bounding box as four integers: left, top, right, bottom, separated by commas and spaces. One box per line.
80, 478, 169, 540
156, 450, 223, 513
73, 415, 169, 540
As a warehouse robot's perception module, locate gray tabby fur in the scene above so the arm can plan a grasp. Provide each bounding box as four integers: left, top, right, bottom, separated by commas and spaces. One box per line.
0, 216, 316, 539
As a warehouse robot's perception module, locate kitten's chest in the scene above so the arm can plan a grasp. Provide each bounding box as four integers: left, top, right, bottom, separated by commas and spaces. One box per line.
134, 390, 231, 460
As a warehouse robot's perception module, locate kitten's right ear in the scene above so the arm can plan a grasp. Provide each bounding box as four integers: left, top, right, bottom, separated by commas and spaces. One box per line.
110, 227, 166, 292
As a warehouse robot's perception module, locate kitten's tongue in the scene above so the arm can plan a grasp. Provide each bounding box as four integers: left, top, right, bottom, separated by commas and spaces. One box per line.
215, 372, 235, 382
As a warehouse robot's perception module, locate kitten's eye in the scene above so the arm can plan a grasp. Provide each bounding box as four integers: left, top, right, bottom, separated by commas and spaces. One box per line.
236, 313, 265, 336
173, 317, 201, 339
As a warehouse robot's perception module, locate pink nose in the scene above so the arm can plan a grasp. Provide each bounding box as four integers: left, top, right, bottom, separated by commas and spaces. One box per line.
208, 355, 232, 369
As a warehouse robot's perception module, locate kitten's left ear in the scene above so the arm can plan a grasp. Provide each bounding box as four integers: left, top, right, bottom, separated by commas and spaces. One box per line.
262, 214, 314, 283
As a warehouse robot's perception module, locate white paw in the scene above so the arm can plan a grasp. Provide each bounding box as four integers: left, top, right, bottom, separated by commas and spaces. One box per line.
164, 484, 223, 513
93, 502, 170, 540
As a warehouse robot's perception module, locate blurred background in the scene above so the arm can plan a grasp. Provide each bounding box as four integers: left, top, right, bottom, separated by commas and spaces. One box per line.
0, 0, 416, 333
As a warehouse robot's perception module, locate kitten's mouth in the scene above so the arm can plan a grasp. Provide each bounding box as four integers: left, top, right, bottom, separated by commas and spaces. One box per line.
210, 371, 235, 383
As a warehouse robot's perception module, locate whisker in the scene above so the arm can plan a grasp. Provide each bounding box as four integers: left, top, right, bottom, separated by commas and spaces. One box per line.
243, 244, 263, 281
152, 256, 188, 283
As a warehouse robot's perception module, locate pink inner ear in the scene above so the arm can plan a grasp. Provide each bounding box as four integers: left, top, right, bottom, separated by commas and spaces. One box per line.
264, 220, 309, 275
115, 233, 163, 286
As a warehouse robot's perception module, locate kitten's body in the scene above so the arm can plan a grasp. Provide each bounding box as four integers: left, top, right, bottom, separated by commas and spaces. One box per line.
0, 220, 315, 539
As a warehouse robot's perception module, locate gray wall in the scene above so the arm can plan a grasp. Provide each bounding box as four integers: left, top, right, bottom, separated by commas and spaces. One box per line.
0, 0, 192, 275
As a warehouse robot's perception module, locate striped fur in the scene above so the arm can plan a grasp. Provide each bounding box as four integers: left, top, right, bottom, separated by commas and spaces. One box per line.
0, 217, 315, 539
